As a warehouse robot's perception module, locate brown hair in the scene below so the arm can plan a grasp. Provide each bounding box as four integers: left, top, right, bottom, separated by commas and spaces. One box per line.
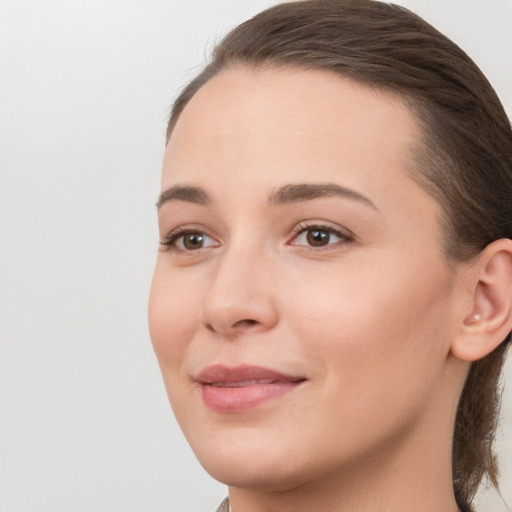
165, 1, 512, 509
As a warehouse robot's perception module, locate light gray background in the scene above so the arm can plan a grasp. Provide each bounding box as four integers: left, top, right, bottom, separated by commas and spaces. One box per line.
1, 1, 511, 511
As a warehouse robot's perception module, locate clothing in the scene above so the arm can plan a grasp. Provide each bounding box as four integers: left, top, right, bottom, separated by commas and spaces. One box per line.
215, 496, 475, 511
215, 497, 230, 512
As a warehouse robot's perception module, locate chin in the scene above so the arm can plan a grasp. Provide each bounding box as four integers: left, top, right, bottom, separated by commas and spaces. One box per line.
187, 428, 312, 491
202, 454, 313, 492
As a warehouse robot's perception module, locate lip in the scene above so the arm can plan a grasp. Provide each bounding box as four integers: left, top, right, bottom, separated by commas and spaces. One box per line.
196, 364, 306, 413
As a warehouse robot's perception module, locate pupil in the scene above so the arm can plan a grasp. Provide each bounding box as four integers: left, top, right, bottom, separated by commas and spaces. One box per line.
307, 229, 329, 246
184, 233, 204, 249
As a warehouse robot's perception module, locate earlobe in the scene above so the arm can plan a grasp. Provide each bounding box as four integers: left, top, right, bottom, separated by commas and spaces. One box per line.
451, 239, 512, 362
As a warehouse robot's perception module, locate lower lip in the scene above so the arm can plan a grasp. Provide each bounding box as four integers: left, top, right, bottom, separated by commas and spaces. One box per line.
201, 381, 303, 413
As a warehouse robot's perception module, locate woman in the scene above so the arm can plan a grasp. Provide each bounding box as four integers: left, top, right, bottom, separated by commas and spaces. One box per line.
148, 1, 512, 511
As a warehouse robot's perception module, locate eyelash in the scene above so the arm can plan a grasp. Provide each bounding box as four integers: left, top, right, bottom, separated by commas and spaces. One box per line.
291, 222, 354, 249
160, 222, 354, 252
160, 227, 218, 251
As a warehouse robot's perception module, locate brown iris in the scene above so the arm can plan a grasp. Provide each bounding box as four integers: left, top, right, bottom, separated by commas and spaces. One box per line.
182, 233, 205, 250
306, 229, 330, 246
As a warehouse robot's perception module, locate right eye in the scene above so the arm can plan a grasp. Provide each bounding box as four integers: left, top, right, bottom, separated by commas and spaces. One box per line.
161, 229, 219, 251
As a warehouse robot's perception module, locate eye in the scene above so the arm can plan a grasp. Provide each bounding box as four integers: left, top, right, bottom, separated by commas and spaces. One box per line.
161, 229, 219, 251
290, 223, 353, 248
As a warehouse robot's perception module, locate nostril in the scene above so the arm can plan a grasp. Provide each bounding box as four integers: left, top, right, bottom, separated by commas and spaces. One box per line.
233, 319, 258, 328
205, 318, 259, 333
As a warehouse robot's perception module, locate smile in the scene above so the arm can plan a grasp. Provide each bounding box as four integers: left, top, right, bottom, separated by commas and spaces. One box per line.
196, 365, 306, 413
210, 379, 280, 387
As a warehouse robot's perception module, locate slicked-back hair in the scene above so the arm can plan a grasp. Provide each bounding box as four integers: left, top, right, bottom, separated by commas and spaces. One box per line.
165, 2, 512, 510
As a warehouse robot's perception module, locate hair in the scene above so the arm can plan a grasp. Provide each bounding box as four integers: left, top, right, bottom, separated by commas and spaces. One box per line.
165, 1, 512, 510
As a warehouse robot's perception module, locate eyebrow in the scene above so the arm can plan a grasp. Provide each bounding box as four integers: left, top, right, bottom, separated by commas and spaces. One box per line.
267, 183, 377, 209
156, 182, 377, 210
156, 185, 211, 209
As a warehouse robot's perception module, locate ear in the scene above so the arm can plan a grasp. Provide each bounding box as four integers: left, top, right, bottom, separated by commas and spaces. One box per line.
451, 238, 512, 362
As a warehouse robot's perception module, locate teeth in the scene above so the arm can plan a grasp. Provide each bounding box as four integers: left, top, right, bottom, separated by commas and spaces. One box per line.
211, 379, 275, 388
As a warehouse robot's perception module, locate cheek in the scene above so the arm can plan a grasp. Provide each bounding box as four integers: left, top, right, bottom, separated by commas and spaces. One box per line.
275, 257, 453, 462
148, 264, 201, 373
284, 253, 452, 397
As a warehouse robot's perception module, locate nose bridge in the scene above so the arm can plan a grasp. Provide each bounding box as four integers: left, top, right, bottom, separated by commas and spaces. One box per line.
201, 235, 278, 335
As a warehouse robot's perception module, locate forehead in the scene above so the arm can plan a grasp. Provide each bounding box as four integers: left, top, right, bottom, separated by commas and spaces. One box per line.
163, 66, 428, 215
162, 66, 444, 259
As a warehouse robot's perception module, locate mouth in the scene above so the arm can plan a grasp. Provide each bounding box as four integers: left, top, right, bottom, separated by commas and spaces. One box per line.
196, 365, 306, 413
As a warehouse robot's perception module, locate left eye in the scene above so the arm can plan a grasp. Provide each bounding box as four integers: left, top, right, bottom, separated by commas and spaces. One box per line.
163, 230, 218, 251
291, 226, 349, 248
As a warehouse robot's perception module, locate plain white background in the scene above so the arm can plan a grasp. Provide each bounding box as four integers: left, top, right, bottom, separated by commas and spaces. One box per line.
1, 1, 511, 511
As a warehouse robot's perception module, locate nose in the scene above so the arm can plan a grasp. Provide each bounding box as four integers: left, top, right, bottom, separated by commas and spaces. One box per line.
201, 245, 279, 337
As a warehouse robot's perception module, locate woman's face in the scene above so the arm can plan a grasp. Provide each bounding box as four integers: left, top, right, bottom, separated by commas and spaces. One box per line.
149, 67, 463, 490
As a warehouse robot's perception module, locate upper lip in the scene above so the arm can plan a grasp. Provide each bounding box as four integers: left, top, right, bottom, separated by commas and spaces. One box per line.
196, 364, 306, 385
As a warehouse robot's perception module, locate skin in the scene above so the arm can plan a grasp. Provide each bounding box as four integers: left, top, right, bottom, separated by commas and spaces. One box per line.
148, 66, 474, 512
